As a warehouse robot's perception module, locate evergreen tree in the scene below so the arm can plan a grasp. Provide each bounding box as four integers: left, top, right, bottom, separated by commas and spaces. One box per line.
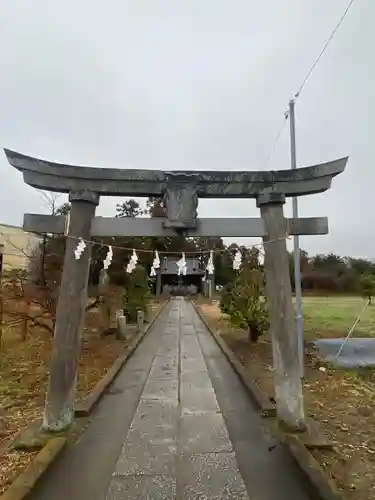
122, 265, 150, 323
220, 248, 268, 342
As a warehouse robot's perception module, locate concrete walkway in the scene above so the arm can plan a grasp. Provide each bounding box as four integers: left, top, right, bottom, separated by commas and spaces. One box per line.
29, 299, 315, 500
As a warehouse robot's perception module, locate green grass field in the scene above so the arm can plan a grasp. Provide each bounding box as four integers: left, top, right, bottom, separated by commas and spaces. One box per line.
298, 296, 375, 340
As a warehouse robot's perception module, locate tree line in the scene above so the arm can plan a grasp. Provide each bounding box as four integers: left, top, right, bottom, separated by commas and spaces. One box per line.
289, 251, 375, 296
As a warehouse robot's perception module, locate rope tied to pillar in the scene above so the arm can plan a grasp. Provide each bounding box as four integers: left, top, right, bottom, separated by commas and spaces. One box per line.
58, 231, 292, 259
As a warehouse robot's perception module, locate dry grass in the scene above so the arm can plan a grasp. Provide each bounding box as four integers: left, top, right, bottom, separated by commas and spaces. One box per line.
0, 288, 161, 495
198, 299, 375, 500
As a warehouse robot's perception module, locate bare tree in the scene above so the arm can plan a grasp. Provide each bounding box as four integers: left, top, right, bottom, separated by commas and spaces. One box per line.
37, 190, 63, 216
0, 233, 99, 347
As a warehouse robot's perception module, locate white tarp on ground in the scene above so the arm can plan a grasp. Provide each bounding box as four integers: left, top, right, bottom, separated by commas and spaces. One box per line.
314, 338, 375, 368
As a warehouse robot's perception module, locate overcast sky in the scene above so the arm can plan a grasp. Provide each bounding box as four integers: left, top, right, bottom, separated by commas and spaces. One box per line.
0, 1, 373, 258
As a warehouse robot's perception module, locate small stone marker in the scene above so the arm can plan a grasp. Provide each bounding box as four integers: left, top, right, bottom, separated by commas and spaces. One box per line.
137, 310, 145, 332
116, 313, 128, 340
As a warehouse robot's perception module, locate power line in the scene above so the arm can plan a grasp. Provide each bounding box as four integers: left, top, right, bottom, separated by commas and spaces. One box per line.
294, 0, 357, 101
263, 109, 289, 168
263, 0, 357, 166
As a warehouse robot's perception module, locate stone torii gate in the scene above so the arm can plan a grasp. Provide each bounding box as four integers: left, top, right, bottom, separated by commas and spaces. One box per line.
4, 149, 347, 434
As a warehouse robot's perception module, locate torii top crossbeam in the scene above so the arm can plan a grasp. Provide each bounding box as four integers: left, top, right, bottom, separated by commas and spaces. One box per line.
4, 149, 347, 199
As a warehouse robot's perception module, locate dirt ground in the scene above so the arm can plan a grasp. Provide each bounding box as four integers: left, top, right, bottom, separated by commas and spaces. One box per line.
198, 300, 375, 500
0, 289, 161, 495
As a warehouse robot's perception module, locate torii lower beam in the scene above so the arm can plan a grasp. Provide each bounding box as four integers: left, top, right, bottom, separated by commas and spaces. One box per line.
23, 215, 329, 237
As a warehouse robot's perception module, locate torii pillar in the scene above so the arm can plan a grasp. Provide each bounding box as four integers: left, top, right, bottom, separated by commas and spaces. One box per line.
43, 190, 99, 430
258, 193, 305, 430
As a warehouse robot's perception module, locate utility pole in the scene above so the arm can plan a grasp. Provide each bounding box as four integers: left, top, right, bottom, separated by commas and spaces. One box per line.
289, 98, 304, 378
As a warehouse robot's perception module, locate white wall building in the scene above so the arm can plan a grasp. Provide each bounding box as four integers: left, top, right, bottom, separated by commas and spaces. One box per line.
0, 224, 42, 275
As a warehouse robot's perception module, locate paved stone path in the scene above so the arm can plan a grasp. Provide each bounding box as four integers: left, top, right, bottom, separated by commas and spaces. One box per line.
29, 299, 315, 500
